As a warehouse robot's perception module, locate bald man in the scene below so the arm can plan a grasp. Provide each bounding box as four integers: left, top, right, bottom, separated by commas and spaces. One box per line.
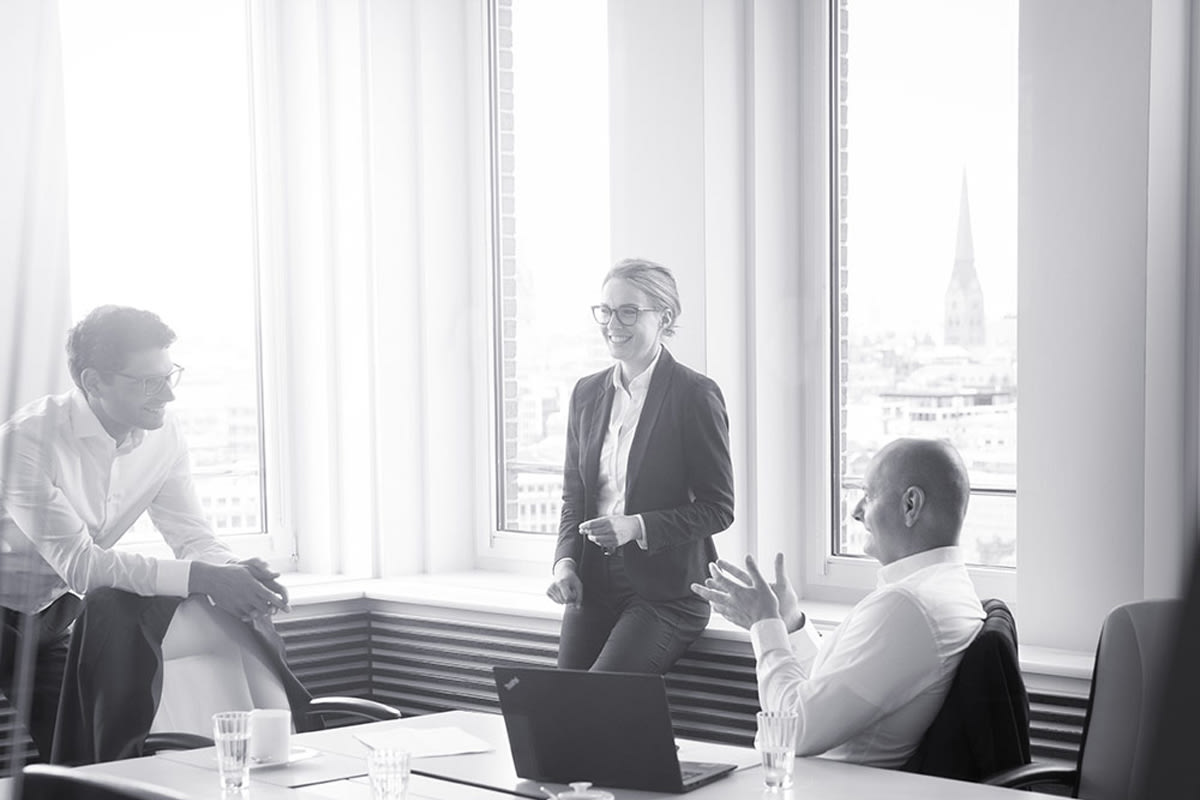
691, 438, 985, 768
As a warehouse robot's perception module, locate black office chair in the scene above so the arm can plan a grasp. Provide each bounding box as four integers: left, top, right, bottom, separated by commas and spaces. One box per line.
23, 763, 190, 800
901, 598, 1031, 782
142, 695, 402, 754
985, 599, 1180, 798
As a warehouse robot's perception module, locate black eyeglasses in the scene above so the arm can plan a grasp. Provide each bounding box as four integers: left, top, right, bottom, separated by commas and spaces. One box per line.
591, 304, 662, 326
111, 364, 185, 396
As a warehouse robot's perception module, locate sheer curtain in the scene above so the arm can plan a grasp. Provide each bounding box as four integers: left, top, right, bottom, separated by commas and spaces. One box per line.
0, 0, 72, 420
252, 0, 486, 576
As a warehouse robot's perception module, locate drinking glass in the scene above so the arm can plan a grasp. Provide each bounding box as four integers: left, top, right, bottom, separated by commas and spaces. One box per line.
367, 747, 411, 799
756, 710, 800, 790
212, 711, 251, 794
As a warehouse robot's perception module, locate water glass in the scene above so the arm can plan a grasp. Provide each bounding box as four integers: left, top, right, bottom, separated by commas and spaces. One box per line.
756, 710, 799, 790
213, 711, 251, 794
367, 747, 411, 799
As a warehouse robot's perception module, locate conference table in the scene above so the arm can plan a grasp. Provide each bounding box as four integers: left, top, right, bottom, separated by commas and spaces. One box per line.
32, 709, 1060, 799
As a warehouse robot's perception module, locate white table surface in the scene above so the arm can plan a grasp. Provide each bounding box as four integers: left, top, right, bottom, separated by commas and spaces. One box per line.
19, 709, 1062, 799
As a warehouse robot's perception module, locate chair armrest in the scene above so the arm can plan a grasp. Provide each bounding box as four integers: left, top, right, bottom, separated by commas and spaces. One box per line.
984, 762, 1078, 790
143, 731, 215, 754
307, 696, 402, 723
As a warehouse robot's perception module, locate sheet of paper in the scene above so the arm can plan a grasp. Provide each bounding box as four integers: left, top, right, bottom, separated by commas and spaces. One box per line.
353, 726, 493, 759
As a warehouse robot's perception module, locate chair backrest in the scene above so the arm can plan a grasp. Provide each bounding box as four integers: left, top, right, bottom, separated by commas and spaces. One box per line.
23, 764, 191, 800
901, 598, 1031, 781
1076, 599, 1181, 800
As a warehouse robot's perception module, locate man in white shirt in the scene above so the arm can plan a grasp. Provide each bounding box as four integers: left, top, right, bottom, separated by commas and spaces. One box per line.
0, 305, 290, 760
691, 438, 985, 768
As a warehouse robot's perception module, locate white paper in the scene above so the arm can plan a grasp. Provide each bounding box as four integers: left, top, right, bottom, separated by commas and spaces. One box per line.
353, 726, 493, 759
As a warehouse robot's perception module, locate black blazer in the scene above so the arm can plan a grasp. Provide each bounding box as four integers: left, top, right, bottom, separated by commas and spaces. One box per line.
553, 348, 734, 603
901, 598, 1031, 782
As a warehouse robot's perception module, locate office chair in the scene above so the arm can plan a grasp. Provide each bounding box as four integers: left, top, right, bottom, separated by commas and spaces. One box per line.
985, 599, 1181, 798
23, 763, 190, 800
901, 598, 1030, 781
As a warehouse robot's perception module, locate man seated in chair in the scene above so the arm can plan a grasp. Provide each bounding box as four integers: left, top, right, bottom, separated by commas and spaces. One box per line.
0, 305, 305, 764
691, 437, 985, 767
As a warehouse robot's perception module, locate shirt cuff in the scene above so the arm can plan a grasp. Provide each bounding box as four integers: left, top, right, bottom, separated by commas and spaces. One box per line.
750, 617, 792, 661
553, 557, 577, 575
156, 559, 193, 598
634, 515, 648, 550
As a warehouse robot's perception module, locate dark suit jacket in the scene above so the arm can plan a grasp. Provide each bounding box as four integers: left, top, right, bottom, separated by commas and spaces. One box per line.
901, 598, 1031, 782
553, 348, 734, 603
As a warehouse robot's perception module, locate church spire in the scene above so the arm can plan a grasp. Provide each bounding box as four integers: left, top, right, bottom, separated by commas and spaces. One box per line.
944, 169, 985, 348
954, 170, 975, 275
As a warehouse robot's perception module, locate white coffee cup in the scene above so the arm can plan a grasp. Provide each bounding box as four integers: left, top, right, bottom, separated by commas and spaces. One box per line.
248, 708, 292, 764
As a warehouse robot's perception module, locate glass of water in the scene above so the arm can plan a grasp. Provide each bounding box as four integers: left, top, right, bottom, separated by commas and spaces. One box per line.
212, 711, 251, 794
367, 747, 411, 799
756, 710, 800, 790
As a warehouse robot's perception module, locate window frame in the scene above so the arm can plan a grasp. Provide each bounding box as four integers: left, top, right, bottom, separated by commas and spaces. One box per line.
806, 0, 1015, 604
60, 0, 296, 569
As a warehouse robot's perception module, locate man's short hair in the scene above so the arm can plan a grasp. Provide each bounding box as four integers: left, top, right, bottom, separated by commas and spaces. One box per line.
66, 306, 177, 391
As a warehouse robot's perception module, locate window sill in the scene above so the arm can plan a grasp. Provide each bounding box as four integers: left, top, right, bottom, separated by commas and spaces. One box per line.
279, 571, 1093, 694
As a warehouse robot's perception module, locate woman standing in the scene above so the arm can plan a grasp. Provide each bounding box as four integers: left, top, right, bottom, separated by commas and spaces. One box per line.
546, 258, 734, 673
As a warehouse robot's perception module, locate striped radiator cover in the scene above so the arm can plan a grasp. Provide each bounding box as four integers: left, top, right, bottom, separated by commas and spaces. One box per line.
0, 608, 1085, 775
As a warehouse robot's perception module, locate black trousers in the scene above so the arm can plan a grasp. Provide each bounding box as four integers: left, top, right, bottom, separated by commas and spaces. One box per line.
0, 593, 82, 760
557, 553, 709, 674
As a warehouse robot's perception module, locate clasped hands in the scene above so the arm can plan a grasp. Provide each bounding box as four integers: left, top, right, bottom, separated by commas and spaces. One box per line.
690, 553, 805, 633
191, 557, 291, 623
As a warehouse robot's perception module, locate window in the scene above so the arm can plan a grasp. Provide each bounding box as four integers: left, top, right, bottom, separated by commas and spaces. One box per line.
489, 0, 610, 536
833, 0, 1018, 568
59, 0, 268, 549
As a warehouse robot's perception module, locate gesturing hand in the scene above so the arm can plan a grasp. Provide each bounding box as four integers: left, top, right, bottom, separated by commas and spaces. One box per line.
689, 555, 781, 630
711, 553, 804, 633
579, 515, 640, 553
238, 557, 291, 612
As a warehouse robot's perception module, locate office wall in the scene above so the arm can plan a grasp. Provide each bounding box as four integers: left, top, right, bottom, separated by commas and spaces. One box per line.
1019, 0, 1196, 651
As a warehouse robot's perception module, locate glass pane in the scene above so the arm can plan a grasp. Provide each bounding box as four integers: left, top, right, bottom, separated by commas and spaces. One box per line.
494, 0, 610, 533
834, 0, 1018, 566
60, 0, 263, 544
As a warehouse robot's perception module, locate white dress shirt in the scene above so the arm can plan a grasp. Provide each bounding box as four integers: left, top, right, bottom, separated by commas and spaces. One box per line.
750, 546, 984, 767
0, 389, 237, 613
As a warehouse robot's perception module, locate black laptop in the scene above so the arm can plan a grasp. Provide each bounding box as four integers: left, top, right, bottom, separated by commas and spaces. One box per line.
492, 666, 736, 793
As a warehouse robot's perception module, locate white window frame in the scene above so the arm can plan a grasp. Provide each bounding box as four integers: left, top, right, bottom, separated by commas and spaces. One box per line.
799, 0, 1015, 605
68, 0, 296, 570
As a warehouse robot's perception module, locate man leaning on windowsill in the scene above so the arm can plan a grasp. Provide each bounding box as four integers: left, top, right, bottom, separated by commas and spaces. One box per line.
0, 305, 304, 764
691, 438, 985, 768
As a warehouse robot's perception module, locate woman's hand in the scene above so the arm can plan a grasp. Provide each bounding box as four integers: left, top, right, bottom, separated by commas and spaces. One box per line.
546, 561, 584, 607
579, 515, 641, 553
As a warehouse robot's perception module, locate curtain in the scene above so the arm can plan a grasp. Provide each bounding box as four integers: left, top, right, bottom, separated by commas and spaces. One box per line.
0, 0, 72, 420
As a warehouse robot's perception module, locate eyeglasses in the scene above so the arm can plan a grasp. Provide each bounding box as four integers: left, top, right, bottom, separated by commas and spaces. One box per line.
110, 364, 185, 396
591, 304, 662, 326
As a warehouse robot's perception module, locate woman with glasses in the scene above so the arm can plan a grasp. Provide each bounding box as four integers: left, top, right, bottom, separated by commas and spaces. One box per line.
545, 258, 734, 673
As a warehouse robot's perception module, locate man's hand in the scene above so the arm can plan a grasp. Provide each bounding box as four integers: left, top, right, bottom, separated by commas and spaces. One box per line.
689, 555, 781, 630
710, 553, 804, 633
237, 557, 291, 613
579, 515, 640, 553
546, 561, 584, 607
189, 562, 289, 621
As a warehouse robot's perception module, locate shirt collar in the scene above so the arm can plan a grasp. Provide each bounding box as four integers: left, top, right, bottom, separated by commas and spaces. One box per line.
610, 345, 663, 394
68, 388, 146, 452
877, 546, 964, 586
